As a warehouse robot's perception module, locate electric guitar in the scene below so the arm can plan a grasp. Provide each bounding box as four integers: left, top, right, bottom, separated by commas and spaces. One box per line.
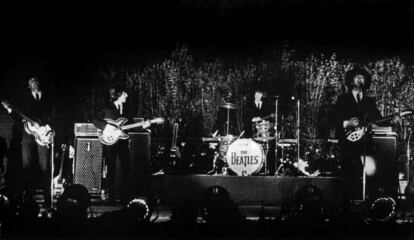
1, 100, 54, 146
53, 144, 68, 196
99, 117, 165, 145
346, 109, 413, 142
169, 123, 181, 159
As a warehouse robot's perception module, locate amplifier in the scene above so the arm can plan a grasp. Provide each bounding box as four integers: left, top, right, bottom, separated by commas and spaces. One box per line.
74, 123, 100, 137
371, 135, 398, 197
73, 137, 103, 194
113, 131, 151, 196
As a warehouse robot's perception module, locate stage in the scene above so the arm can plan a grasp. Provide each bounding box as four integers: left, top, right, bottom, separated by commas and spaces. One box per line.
148, 175, 343, 209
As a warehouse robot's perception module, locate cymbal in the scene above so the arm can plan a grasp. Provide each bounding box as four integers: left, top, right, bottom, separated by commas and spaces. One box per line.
278, 138, 297, 144
219, 102, 240, 109
304, 139, 324, 143
254, 136, 275, 142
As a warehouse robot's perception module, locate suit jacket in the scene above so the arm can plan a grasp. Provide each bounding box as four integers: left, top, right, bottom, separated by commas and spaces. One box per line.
10, 91, 53, 144
243, 101, 274, 138
93, 100, 134, 131
331, 92, 381, 144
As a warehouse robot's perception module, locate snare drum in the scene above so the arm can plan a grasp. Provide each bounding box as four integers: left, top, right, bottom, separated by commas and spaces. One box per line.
226, 139, 265, 176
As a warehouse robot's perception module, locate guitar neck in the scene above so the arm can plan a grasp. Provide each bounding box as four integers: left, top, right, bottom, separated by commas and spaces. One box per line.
120, 119, 159, 131
121, 122, 146, 131
374, 115, 394, 125
13, 108, 36, 124
58, 146, 67, 176
171, 123, 179, 148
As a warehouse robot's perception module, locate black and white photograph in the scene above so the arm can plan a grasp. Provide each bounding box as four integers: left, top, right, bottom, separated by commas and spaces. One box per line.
0, 0, 414, 239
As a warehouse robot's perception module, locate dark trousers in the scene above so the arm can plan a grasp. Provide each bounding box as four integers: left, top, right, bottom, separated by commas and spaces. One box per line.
103, 139, 131, 203
21, 141, 51, 207
339, 137, 376, 207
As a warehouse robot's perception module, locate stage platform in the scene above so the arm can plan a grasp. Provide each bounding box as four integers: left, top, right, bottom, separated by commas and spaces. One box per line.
148, 175, 343, 209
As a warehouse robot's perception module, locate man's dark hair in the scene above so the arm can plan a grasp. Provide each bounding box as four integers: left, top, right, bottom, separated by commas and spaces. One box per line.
109, 85, 125, 101
345, 68, 372, 91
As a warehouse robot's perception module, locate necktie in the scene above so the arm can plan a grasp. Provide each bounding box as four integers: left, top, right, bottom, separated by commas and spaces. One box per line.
36, 93, 40, 101
356, 93, 361, 103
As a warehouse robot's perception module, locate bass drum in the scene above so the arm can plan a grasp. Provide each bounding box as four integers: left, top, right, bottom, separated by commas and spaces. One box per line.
226, 139, 265, 176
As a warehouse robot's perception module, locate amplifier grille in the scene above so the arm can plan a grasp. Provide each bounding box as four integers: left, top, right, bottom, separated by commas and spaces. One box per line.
74, 138, 103, 194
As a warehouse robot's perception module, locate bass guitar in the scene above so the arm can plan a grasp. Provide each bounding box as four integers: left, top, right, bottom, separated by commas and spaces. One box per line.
346, 109, 413, 142
1, 100, 54, 146
53, 144, 68, 196
99, 117, 164, 145
169, 123, 180, 159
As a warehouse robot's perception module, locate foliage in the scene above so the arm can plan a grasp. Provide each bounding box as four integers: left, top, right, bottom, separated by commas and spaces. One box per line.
90, 45, 414, 139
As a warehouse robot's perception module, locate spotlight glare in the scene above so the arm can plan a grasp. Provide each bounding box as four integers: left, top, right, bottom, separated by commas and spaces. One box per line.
369, 197, 396, 223
126, 197, 151, 221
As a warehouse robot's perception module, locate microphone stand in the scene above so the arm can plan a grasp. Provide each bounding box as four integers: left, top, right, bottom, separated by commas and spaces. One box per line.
296, 99, 301, 175
362, 115, 369, 202
274, 96, 279, 176
50, 138, 55, 209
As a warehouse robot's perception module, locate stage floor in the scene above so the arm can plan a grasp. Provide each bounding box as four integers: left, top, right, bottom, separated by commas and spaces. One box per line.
148, 174, 343, 208
8, 174, 413, 239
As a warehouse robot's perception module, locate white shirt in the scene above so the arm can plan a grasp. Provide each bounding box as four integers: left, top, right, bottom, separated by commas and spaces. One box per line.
114, 102, 123, 115
32, 91, 42, 101
352, 90, 362, 103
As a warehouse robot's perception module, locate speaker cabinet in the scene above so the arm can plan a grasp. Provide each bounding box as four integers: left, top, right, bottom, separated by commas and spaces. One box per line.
74, 137, 103, 194
371, 135, 398, 197
128, 131, 151, 195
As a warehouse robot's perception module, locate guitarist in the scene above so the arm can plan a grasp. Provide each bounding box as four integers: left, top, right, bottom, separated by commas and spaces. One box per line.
1, 77, 53, 209
93, 86, 149, 204
331, 68, 399, 210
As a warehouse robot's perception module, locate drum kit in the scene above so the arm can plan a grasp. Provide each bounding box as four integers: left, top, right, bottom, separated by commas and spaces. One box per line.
203, 100, 340, 177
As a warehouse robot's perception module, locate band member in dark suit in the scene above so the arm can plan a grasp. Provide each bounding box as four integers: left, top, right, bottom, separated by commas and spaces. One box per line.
93, 86, 149, 203
331, 68, 387, 207
243, 88, 275, 174
1, 77, 53, 208
243, 89, 274, 138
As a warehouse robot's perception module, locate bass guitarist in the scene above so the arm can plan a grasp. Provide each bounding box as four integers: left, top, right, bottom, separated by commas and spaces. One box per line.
1, 77, 53, 209
331, 68, 399, 210
93, 86, 150, 204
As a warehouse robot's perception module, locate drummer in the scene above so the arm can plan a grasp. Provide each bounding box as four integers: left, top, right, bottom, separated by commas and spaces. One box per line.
243, 87, 276, 175
243, 87, 274, 138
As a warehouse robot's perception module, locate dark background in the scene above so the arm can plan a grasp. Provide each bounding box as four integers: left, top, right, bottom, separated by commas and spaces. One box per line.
0, 0, 413, 116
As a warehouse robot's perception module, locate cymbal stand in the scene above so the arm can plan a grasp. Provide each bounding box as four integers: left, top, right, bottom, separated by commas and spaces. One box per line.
226, 107, 230, 136
296, 99, 301, 173
274, 96, 279, 176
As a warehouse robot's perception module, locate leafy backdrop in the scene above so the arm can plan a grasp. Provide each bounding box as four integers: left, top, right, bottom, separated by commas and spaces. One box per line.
86, 46, 414, 140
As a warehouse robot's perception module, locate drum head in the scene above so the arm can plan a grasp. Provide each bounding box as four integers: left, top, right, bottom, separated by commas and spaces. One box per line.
226, 139, 265, 176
